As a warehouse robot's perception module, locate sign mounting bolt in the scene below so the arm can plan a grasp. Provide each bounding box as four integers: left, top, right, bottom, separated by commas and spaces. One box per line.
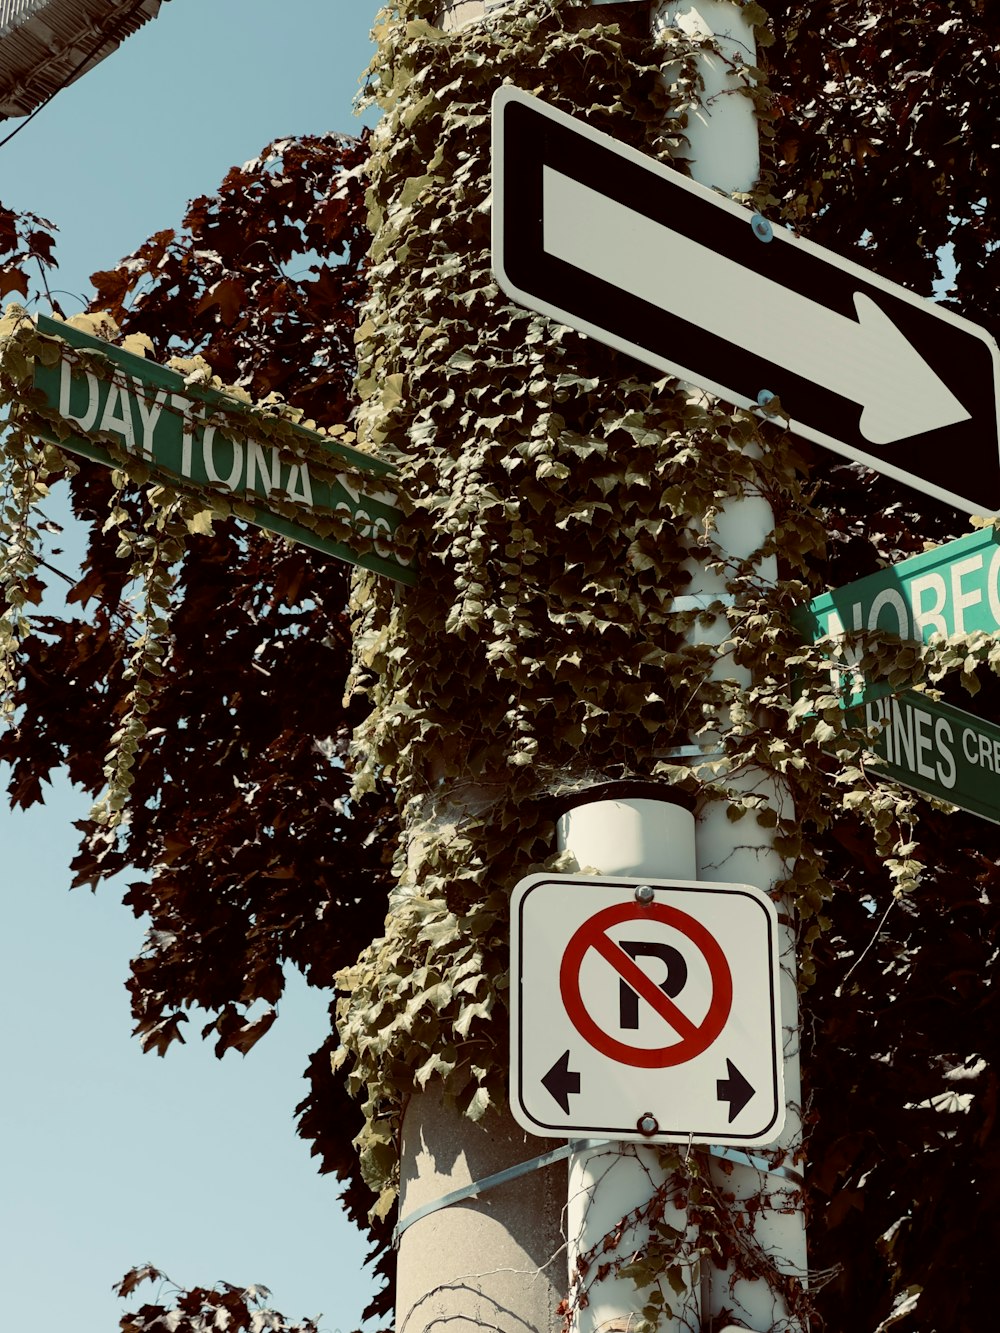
751, 213, 773, 242
637, 1112, 659, 1137
634, 884, 655, 906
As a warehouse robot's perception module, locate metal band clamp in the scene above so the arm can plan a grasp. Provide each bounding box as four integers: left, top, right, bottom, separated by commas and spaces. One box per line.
394, 1139, 802, 1244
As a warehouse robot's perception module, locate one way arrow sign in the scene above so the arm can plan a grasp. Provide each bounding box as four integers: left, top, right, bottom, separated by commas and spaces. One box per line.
492, 87, 1000, 517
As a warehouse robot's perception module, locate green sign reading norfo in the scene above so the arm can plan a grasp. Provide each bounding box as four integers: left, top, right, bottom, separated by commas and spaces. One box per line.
794, 526, 1000, 646
792, 526, 1000, 707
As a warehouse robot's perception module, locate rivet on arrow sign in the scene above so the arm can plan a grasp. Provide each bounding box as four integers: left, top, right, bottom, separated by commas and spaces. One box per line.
636, 1112, 660, 1137
634, 884, 655, 906
751, 214, 773, 242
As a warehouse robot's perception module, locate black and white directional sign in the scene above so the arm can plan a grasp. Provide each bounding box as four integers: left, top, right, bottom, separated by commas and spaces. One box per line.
509, 874, 784, 1146
492, 87, 1000, 516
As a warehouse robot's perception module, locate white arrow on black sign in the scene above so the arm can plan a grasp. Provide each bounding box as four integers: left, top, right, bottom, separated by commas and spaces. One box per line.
491, 87, 1000, 517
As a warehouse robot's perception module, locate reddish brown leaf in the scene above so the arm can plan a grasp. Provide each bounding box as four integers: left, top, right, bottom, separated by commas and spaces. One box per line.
0, 265, 28, 298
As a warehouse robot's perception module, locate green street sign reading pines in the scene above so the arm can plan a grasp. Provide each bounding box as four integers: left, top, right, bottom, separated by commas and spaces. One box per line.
854, 690, 1000, 825
25, 315, 415, 584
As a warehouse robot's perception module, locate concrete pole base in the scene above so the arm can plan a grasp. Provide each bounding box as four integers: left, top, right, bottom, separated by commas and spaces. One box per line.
396, 1086, 567, 1333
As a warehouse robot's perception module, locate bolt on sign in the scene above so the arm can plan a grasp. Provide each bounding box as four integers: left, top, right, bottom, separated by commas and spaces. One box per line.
17, 315, 416, 584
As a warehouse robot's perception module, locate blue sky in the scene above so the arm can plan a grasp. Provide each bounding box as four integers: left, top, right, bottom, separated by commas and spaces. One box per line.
0, 4, 385, 1330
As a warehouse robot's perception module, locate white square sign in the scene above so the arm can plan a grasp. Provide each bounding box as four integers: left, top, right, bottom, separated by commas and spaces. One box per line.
509, 874, 785, 1146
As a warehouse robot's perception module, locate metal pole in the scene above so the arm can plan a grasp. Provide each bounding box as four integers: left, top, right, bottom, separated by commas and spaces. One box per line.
651, 3, 809, 1327
396, 6, 807, 1332
557, 783, 700, 1333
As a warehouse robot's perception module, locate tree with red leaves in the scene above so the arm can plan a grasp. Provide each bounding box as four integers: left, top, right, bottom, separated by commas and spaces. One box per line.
2, 127, 396, 1331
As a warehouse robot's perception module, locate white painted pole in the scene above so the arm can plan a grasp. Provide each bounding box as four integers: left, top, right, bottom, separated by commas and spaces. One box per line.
690, 509, 808, 1332
557, 785, 701, 1333
406, 8, 807, 1333
651, 3, 809, 1328
653, 0, 760, 190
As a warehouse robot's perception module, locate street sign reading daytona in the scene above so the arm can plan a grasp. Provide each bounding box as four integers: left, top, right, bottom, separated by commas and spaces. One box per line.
17, 315, 416, 584
509, 874, 784, 1146
492, 87, 1000, 516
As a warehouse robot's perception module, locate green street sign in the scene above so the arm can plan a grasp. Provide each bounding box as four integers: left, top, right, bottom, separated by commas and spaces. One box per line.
791, 526, 1000, 706
24, 315, 416, 584
793, 526, 1000, 646
853, 689, 1000, 825
792, 529, 1000, 820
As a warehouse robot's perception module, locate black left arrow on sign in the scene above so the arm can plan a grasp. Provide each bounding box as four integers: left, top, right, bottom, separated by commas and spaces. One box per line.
717, 1059, 755, 1123
542, 1050, 581, 1114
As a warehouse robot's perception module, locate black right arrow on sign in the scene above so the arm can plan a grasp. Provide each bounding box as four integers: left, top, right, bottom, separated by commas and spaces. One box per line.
717, 1059, 755, 1122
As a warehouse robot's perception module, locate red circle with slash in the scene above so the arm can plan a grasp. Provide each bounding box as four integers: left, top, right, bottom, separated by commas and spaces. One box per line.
559, 901, 733, 1068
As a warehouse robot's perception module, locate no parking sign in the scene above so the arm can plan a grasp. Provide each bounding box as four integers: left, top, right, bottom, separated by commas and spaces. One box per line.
509, 875, 785, 1146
